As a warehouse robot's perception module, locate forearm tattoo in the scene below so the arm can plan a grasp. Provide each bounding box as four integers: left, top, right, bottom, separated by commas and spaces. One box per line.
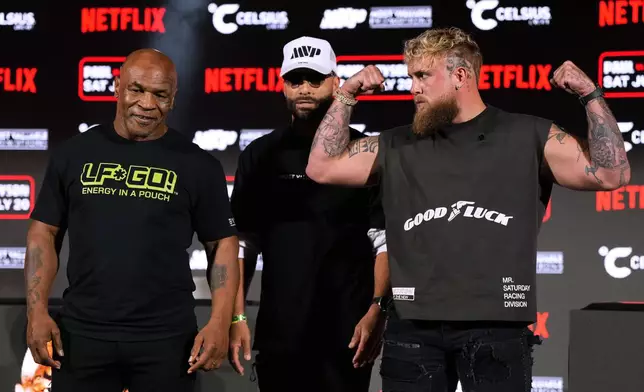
586, 98, 629, 186
210, 265, 227, 291
25, 246, 44, 315
311, 101, 352, 157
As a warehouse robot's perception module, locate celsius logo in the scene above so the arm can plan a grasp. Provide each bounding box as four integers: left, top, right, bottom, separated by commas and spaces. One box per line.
619, 121, 642, 152
207, 3, 288, 34
599, 246, 644, 279
404, 200, 513, 231
0, 12, 36, 31
466, 0, 551, 31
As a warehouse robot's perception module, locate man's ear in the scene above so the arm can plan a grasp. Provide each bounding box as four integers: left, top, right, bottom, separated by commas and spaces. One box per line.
114, 77, 120, 99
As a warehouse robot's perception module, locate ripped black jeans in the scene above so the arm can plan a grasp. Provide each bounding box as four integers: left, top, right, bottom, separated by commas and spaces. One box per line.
380, 318, 542, 392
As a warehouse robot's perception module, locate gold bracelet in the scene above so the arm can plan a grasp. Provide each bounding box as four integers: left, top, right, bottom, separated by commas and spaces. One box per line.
232, 314, 247, 324
334, 89, 358, 106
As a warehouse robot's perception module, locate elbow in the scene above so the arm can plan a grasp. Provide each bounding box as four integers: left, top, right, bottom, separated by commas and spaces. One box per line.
305, 162, 331, 184
601, 167, 631, 190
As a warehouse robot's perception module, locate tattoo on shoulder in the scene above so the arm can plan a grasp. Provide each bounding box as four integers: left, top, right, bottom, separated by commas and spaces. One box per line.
348, 137, 379, 158
210, 265, 227, 291
547, 125, 570, 144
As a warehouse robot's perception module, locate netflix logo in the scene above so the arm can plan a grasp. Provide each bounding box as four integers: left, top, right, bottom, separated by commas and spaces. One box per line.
0, 68, 37, 93
204, 68, 283, 93
596, 185, 644, 211
479, 64, 552, 90
599, 0, 644, 27
81, 7, 166, 33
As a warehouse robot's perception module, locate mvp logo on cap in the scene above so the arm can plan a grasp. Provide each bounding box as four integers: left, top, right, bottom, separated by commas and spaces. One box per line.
280, 36, 337, 77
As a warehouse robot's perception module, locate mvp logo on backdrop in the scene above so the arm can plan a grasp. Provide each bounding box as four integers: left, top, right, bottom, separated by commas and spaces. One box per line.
598, 50, 644, 98
0, 175, 34, 220
78, 57, 125, 101
599, 0, 644, 27
599, 246, 644, 279
80, 163, 177, 202
207, 3, 288, 34
466, 0, 551, 31
81, 7, 166, 33
320, 7, 368, 29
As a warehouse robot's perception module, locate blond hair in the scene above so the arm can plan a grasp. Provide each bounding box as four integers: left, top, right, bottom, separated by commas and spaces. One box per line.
404, 27, 483, 82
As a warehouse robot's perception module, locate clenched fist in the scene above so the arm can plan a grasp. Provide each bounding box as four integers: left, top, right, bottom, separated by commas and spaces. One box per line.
341, 65, 386, 97
550, 61, 596, 97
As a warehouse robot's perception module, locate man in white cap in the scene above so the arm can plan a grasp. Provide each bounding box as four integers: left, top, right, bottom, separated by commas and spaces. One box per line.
228, 36, 391, 392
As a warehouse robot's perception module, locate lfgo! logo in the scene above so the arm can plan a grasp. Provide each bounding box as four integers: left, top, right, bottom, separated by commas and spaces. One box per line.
79, 57, 125, 102
599, 246, 644, 279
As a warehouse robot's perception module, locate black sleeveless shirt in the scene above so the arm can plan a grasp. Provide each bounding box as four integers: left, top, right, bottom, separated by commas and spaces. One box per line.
377, 105, 552, 323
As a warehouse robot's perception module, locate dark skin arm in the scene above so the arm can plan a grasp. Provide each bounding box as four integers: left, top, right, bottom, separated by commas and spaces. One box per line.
25, 220, 64, 368
189, 235, 239, 373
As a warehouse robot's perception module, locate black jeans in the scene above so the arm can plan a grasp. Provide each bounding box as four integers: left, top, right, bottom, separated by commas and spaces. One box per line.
51, 326, 197, 392
380, 318, 541, 392
254, 349, 373, 392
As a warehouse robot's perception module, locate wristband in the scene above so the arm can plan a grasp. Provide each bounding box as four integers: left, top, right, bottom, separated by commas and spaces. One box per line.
232, 314, 247, 324
579, 84, 603, 106
334, 89, 358, 106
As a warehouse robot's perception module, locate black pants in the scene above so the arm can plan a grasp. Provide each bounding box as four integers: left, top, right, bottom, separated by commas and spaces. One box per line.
51, 327, 197, 392
254, 349, 373, 392
380, 318, 542, 392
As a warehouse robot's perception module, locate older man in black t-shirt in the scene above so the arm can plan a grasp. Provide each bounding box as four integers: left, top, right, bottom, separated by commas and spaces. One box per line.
24, 49, 239, 392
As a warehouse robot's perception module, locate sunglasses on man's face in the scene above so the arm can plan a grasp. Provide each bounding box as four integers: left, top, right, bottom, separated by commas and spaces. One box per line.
283, 72, 333, 88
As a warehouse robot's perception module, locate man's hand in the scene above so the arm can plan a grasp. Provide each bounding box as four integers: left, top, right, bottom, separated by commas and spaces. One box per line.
341, 65, 386, 97
26, 312, 63, 369
188, 320, 229, 374
348, 304, 386, 368
550, 61, 596, 97
228, 321, 252, 375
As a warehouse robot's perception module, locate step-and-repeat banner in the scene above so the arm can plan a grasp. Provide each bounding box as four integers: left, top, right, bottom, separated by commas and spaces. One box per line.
1, 1, 643, 391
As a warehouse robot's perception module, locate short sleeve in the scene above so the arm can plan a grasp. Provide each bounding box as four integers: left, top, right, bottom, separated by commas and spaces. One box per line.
377, 132, 388, 173
30, 153, 68, 228
192, 156, 237, 243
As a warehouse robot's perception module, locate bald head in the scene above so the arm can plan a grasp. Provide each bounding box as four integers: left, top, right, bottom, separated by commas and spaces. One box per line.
113, 48, 178, 141
121, 48, 177, 90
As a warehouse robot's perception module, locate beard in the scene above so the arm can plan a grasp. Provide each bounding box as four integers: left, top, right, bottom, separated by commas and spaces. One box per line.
286, 95, 333, 121
412, 93, 459, 136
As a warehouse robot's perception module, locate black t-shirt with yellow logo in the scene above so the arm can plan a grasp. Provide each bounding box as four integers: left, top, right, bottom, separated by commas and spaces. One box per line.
31, 124, 236, 341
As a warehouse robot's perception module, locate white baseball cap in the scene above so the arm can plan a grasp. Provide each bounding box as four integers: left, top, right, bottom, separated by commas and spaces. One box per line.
280, 36, 337, 77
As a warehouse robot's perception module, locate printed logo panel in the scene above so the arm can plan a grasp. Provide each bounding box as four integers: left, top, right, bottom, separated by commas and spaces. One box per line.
0, 12, 36, 31
599, 245, 644, 279
0, 247, 26, 269
81, 7, 166, 33
598, 51, 644, 98
0, 68, 37, 93
0, 129, 47, 150
80, 163, 177, 202
336, 55, 411, 101
599, 0, 644, 27
466, 0, 551, 31
78, 57, 125, 102
208, 3, 288, 34
0, 175, 35, 220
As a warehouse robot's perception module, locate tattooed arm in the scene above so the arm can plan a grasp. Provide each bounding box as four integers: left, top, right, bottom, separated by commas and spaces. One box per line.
543, 97, 631, 190
25, 220, 64, 367
204, 236, 240, 324
544, 60, 631, 190
306, 65, 385, 186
